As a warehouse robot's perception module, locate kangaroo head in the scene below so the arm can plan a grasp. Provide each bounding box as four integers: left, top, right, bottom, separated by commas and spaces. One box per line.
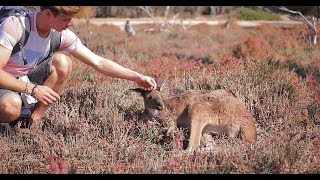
130, 79, 166, 115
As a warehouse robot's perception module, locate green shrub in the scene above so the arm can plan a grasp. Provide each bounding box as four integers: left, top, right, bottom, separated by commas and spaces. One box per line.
236, 7, 280, 21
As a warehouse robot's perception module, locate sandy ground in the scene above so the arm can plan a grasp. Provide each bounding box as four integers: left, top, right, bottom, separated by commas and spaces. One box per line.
73, 16, 303, 30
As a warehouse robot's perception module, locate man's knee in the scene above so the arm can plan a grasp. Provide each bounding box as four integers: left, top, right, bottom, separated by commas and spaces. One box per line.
51, 53, 72, 77
0, 94, 22, 122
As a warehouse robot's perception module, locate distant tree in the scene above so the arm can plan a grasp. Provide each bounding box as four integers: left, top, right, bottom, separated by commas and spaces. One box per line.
287, 6, 320, 18
72, 6, 96, 49
95, 6, 237, 18
138, 6, 179, 33
279, 6, 318, 46
209, 6, 223, 16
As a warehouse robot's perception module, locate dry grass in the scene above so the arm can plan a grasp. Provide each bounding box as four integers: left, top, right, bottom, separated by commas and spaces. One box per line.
1, 20, 320, 174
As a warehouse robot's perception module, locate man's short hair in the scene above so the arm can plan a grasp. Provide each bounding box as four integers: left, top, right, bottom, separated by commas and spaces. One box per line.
40, 6, 80, 16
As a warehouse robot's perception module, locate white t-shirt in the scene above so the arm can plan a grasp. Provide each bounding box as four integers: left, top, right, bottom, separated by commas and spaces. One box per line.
0, 11, 82, 77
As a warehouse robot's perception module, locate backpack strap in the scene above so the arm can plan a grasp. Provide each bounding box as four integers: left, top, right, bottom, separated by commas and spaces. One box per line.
44, 30, 61, 60
13, 13, 30, 65
50, 31, 62, 54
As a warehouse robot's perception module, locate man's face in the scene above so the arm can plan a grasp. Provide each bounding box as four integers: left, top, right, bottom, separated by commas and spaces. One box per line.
49, 12, 75, 32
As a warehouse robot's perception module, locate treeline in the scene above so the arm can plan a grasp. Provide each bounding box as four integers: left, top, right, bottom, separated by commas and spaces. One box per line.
94, 6, 320, 18
25, 6, 319, 18
94, 6, 234, 18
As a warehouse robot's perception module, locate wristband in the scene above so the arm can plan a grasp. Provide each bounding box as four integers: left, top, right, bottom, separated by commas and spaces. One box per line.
24, 82, 30, 95
31, 83, 38, 96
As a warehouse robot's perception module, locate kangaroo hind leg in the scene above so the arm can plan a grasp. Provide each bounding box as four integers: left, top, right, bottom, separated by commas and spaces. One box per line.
184, 120, 206, 153
227, 123, 241, 139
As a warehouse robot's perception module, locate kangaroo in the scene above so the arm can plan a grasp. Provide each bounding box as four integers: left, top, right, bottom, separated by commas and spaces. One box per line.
130, 80, 257, 152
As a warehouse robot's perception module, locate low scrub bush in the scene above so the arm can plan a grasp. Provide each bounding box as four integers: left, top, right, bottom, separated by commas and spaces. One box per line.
235, 7, 281, 21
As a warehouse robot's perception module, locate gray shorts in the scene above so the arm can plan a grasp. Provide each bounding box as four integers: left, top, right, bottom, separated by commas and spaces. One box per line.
0, 57, 53, 103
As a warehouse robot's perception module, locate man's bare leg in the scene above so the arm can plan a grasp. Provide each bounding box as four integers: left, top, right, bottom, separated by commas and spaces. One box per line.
0, 93, 22, 123
28, 53, 72, 126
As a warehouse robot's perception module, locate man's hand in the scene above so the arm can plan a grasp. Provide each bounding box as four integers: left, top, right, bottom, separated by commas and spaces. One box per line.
136, 75, 157, 91
32, 85, 60, 105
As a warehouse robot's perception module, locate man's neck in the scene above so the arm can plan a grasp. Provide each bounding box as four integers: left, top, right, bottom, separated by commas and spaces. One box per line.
36, 12, 51, 38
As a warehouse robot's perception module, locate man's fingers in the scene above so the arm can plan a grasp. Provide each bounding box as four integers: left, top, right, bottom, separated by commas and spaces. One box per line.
144, 77, 157, 91
47, 95, 56, 103
150, 78, 157, 90
36, 85, 60, 105
44, 86, 60, 100
43, 96, 54, 105
50, 92, 60, 101
41, 100, 48, 106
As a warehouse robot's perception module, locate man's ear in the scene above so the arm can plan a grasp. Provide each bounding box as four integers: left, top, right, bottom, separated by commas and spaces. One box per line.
156, 79, 166, 92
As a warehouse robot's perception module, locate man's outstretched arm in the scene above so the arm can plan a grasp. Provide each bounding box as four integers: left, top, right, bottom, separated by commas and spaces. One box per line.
70, 43, 157, 91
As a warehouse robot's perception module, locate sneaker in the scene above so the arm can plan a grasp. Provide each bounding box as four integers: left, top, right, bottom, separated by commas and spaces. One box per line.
9, 107, 33, 129
9, 117, 31, 129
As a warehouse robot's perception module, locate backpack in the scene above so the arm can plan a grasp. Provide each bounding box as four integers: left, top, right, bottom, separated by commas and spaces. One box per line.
0, 6, 61, 65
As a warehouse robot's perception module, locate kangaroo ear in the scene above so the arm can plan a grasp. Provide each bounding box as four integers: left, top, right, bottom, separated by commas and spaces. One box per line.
129, 88, 146, 95
156, 79, 166, 92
